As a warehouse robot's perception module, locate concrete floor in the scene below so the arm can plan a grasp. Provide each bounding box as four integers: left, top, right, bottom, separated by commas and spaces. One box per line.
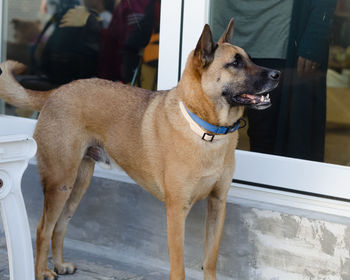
0, 242, 167, 280
0, 248, 174, 280
0, 164, 206, 280
2, 165, 350, 280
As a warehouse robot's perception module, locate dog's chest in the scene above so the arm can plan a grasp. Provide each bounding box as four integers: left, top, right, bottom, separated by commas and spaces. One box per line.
189, 148, 230, 200
199, 170, 221, 189
189, 168, 225, 203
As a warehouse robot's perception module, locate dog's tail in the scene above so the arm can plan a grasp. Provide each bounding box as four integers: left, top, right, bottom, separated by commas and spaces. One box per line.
0, 60, 52, 111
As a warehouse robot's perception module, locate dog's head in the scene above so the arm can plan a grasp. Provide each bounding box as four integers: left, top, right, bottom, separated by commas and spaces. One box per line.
193, 19, 280, 110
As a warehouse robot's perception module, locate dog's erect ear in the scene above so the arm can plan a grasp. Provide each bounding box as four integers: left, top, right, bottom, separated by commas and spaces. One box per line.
218, 18, 235, 44
194, 24, 217, 68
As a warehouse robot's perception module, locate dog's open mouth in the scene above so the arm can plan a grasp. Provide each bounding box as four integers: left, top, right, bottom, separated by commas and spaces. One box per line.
233, 93, 271, 110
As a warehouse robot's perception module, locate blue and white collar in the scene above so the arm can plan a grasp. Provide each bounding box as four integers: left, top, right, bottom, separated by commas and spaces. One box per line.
179, 101, 245, 142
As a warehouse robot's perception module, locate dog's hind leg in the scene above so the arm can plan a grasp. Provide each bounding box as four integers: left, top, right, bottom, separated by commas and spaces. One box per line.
35, 176, 77, 280
35, 145, 89, 280
51, 157, 95, 275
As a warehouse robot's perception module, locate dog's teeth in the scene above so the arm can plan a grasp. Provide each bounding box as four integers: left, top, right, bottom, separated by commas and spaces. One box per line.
260, 96, 264, 102
267, 94, 270, 99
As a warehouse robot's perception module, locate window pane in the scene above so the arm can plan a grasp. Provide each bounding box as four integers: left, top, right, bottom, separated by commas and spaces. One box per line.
210, 0, 350, 166
3, 0, 160, 117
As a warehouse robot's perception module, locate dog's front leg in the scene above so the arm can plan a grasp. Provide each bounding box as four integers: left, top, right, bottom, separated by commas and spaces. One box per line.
203, 189, 229, 280
166, 198, 190, 280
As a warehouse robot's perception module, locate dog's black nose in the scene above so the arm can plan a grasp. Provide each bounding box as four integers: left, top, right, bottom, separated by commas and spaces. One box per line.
269, 70, 280, 80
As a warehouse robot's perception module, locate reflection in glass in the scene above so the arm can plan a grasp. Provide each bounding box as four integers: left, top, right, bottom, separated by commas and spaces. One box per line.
210, 0, 350, 166
3, 0, 160, 115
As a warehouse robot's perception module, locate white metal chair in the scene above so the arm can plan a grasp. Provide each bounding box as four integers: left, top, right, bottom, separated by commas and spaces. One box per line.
0, 115, 37, 280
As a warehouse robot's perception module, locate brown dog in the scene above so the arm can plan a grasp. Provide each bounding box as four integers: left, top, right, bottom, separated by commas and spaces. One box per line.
0, 20, 279, 280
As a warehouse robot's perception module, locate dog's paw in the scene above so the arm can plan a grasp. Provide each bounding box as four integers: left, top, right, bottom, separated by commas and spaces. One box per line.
54, 262, 77, 275
37, 269, 58, 280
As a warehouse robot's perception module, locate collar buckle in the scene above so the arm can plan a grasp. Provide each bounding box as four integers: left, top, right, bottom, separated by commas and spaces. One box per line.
179, 101, 246, 143
202, 133, 215, 142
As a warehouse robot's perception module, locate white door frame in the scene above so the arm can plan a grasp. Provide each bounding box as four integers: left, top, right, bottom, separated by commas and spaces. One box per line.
157, 0, 183, 90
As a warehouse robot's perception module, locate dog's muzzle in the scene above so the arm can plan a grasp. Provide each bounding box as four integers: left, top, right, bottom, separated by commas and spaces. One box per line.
232, 93, 272, 110
231, 69, 280, 110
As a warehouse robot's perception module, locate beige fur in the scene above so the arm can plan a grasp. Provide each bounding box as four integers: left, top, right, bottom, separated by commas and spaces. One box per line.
0, 19, 279, 280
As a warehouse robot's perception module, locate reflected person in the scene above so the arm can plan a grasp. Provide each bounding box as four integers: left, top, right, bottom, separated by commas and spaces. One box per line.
211, 0, 337, 161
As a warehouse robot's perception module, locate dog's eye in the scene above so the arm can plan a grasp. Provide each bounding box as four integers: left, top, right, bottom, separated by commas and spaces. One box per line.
225, 53, 243, 69
225, 60, 240, 68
